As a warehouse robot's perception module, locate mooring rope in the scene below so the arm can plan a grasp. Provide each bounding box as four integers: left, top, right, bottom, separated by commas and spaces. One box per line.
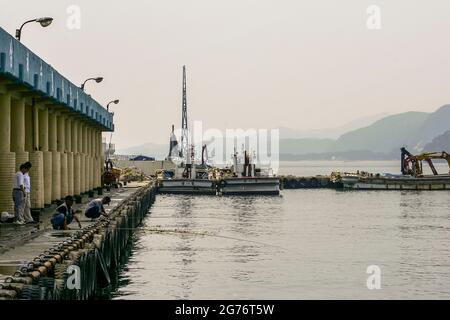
114, 226, 287, 250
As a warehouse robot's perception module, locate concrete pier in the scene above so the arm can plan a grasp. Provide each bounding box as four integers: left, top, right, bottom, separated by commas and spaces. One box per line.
0, 182, 157, 300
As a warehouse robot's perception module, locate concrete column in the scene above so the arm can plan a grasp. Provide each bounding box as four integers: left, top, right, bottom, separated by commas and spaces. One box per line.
39, 105, 52, 205
0, 93, 15, 212
77, 121, 83, 154
10, 98, 29, 171
66, 118, 74, 196
10, 99, 26, 153
100, 131, 104, 187
90, 127, 95, 190
32, 103, 39, 151
85, 122, 89, 194
57, 113, 66, 152
49, 110, 60, 201
29, 102, 44, 208
38, 105, 49, 152
93, 128, 98, 188
28, 151, 44, 209
80, 122, 87, 193
73, 120, 81, 195
92, 128, 98, 189
58, 114, 68, 198
95, 129, 102, 188
86, 126, 92, 191
25, 104, 33, 152
71, 119, 78, 154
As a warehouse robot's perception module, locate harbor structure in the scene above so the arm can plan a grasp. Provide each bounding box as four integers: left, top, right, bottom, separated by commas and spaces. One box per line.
0, 27, 113, 214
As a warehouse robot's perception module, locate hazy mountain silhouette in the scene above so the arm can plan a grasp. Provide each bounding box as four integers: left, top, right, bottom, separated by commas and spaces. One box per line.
117, 106, 450, 160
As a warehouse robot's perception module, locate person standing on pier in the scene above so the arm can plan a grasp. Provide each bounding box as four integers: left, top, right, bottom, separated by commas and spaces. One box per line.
22, 162, 36, 224
85, 196, 111, 220
12, 164, 29, 225
50, 195, 82, 230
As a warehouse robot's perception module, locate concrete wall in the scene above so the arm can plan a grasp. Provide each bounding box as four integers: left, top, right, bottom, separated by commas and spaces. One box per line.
115, 160, 175, 177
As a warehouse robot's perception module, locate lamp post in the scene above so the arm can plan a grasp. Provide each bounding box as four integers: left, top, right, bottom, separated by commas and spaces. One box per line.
16, 17, 53, 42
81, 77, 104, 91
106, 99, 119, 112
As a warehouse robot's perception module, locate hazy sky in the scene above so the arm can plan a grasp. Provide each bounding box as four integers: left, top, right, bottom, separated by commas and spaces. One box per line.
2, 0, 450, 148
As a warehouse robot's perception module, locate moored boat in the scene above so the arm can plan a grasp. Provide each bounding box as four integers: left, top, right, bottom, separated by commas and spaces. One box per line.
217, 150, 280, 195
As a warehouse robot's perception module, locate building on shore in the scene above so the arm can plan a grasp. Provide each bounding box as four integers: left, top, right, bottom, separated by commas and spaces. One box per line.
0, 26, 114, 213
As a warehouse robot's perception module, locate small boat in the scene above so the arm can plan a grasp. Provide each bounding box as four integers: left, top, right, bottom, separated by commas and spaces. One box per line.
217, 150, 280, 195
156, 128, 216, 195
157, 177, 216, 195
334, 148, 450, 190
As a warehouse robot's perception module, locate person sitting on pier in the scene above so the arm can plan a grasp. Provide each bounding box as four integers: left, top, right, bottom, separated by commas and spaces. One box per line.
85, 196, 111, 220
50, 196, 82, 230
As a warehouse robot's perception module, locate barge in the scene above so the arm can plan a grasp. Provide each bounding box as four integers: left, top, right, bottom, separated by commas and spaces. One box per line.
334, 148, 450, 190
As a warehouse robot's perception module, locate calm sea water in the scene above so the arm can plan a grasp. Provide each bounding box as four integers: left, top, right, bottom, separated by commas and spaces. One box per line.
113, 161, 450, 299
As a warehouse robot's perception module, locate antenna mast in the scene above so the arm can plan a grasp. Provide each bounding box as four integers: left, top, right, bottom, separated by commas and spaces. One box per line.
180, 65, 188, 158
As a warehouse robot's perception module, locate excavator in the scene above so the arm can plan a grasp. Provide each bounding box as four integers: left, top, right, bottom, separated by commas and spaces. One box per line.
401, 147, 450, 177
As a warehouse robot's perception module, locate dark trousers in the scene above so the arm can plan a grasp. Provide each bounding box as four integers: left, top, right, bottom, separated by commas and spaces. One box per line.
85, 206, 100, 219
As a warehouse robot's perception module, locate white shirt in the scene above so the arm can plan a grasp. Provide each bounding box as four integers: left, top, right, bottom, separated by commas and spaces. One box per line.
13, 171, 24, 189
24, 173, 31, 193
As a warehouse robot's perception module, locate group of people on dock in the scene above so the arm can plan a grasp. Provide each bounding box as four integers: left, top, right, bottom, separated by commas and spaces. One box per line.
0, 162, 111, 231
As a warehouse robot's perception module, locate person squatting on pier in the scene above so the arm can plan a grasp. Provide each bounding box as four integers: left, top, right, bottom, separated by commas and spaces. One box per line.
12, 163, 30, 225
85, 196, 111, 219
50, 196, 82, 230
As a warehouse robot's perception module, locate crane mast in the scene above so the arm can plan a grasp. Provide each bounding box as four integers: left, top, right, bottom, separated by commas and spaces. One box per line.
180, 65, 188, 158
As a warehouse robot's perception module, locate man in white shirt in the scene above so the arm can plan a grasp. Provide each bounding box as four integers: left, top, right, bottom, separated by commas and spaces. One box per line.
22, 162, 35, 224
12, 164, 29, 225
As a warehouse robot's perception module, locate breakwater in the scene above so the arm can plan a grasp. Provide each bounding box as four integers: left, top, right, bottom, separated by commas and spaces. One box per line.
0, 183, 156, 300
280, 175, 342, 189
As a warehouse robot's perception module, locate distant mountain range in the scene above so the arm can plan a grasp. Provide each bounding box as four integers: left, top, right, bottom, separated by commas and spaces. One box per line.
281, 104, 450, 160
424, 130, 450, 151
278, 113, 389, 139
117, 105, 450, 160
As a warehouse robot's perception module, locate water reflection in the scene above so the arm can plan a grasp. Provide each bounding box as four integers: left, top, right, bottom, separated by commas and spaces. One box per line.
114, 190, 450, 299
172, 196, 199, 299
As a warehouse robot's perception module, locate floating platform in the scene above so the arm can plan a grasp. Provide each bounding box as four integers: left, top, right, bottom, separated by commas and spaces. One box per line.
280, 175, 335, 189
339, 173, 450, 190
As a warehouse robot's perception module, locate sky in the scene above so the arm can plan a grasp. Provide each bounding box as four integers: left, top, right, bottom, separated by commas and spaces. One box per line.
2, 0, 450, 149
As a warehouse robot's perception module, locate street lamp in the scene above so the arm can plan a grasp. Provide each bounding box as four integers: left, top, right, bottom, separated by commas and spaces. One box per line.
81, 77, 103, 91
107, 99, 120, 112
16, 17, 53, 42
